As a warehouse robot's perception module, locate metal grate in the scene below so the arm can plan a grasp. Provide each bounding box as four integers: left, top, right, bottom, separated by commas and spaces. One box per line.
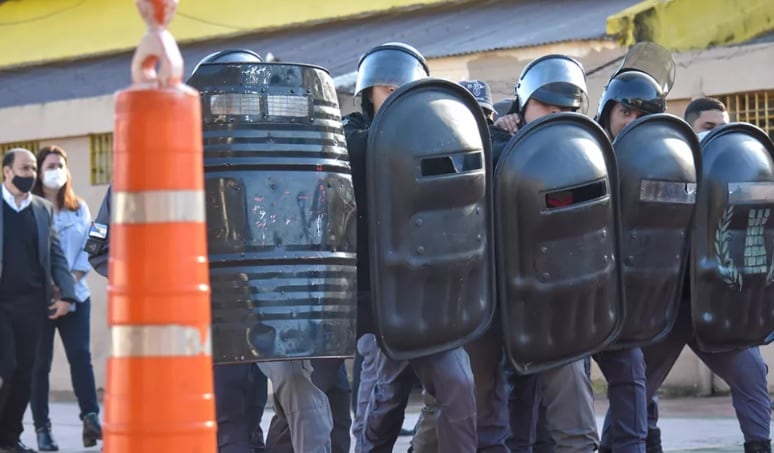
90, 133, 113, 185
719, 90, 774, 139
0, 140, 39, 155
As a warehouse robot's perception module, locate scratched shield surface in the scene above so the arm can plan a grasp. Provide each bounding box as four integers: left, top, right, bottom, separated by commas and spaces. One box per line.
608, 114, 700, 349
189, 61, 357, 363
691, 123, 774, 351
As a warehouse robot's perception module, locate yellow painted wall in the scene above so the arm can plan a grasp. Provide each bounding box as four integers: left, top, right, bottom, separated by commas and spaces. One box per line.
607, 0, 774, 51
0, 0, 462, 69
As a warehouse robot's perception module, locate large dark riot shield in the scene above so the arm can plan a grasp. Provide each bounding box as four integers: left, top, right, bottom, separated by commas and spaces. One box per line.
367, 78, 495, 360
692, 123, 774, 351
188, 62, 357, 363
496, 113, 623, 374
610, 114, 701, 348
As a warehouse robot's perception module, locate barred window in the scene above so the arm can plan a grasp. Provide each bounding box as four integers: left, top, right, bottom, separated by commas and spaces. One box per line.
719, 91, 774, 139
90, 133, 113, 185
0, 140, 40, 155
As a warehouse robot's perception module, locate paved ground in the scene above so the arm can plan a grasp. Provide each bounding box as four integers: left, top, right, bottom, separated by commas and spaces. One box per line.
18, 395, 767, 452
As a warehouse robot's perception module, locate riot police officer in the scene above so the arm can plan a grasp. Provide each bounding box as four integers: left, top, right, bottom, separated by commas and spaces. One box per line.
344, 42, 479, 453
597, 73, 771, 453
87, 49, 336, 453
408, 79, 510, 453
492, 55, 601, 453
593, 68, 667, 453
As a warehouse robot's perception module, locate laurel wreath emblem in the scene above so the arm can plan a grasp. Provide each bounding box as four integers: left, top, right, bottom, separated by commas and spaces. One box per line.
714, 204, 743, 291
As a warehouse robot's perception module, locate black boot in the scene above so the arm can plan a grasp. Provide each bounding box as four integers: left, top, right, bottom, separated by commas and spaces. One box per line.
745, 440, 772, 453
82, 412, 103, 448
646, 428, 663, 453
36, 422, 59, 451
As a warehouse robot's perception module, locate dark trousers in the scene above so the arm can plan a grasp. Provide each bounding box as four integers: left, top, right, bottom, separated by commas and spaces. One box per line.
601, 301, 771, 445
265, 358, 352, 453
215, 363, 262, 453
595, 348, 647, 452
30, 297, 100, 428
0, 294, 46, 446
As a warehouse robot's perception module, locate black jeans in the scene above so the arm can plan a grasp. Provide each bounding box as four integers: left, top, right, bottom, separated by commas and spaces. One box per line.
0, 293, 46, 446
30, 297, 100, 428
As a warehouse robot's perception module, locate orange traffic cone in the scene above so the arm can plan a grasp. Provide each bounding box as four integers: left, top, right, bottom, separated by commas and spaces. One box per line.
103, 1, 216, 451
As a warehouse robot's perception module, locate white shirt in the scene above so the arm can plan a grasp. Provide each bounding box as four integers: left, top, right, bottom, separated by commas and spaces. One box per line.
2, 183, 31, 212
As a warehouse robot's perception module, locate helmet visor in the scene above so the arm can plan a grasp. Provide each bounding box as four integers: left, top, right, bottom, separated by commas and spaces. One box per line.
355, 49, 428, 96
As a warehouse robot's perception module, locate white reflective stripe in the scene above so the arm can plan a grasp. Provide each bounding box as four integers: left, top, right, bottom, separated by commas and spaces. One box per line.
112, 190, 205, 224
111, 325, 211, 357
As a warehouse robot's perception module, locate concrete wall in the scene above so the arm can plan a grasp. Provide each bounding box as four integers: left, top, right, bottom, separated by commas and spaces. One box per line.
2, 39, 773, 398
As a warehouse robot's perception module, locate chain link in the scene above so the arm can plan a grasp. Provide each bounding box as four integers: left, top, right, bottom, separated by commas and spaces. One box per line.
130, 0, 183, 87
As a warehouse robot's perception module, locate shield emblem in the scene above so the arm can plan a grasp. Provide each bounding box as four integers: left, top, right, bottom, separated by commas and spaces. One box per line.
367, 78, 496, 360
609, 113, 701, 348
691, 122, 774, 351
495, 113, 624, 374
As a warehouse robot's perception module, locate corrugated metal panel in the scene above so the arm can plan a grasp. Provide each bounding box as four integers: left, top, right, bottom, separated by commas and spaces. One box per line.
0, 0, 641, 109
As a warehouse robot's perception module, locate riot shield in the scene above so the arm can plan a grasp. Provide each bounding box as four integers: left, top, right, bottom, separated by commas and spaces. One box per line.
367, 78, 496, 360
188, 61, 358, 363
610, 41, 676, 94
692, 123, 774, 351
609, 113, 701, 349
496, 113, 624, 374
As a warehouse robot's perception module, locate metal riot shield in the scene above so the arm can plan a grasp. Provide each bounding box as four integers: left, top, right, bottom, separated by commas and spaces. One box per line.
610, 41, 676, 94
610, 113, 701, 349
692, 123, 774, 351
188, 61, 357, 363
496, 113, 624, 374
367, 78, 495, 360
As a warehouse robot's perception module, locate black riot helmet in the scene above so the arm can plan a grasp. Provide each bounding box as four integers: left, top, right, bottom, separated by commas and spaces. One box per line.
514, 54, 588, 115
354, 42, 429, 98
189, 49, 263, 78
595, 70, 666, 132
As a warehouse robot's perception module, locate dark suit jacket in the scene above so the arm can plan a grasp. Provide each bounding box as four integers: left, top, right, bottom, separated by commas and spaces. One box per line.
0, 194, 77, 304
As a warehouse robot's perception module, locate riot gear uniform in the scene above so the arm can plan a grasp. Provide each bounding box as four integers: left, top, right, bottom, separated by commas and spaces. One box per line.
346, 43, 484, 453
597, 43, 771, 453
593, 44, 678, 453
87, 49, 359, 453
631, 123, 774, 453
493, 54, 617, 453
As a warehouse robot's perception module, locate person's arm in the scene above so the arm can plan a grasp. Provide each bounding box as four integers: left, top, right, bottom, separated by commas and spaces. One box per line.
49, 204, 77, 318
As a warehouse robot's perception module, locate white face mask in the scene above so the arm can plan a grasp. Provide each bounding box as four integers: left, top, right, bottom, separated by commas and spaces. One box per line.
43, 168, 68, 190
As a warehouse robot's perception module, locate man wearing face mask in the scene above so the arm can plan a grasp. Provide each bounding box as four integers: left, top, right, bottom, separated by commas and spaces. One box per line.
0, 148, 77, 453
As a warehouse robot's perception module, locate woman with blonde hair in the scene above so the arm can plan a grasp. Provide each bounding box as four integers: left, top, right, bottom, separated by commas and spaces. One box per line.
30, 145, 101, 451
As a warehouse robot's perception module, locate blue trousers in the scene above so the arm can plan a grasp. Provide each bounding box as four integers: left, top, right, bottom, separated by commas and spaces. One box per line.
354, 334, 477, 453
602, 302, 770, 445
595, 347, 647, 452
30, 298, 100, 428
215, 363, 261, 453
410, 328, 511, 452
